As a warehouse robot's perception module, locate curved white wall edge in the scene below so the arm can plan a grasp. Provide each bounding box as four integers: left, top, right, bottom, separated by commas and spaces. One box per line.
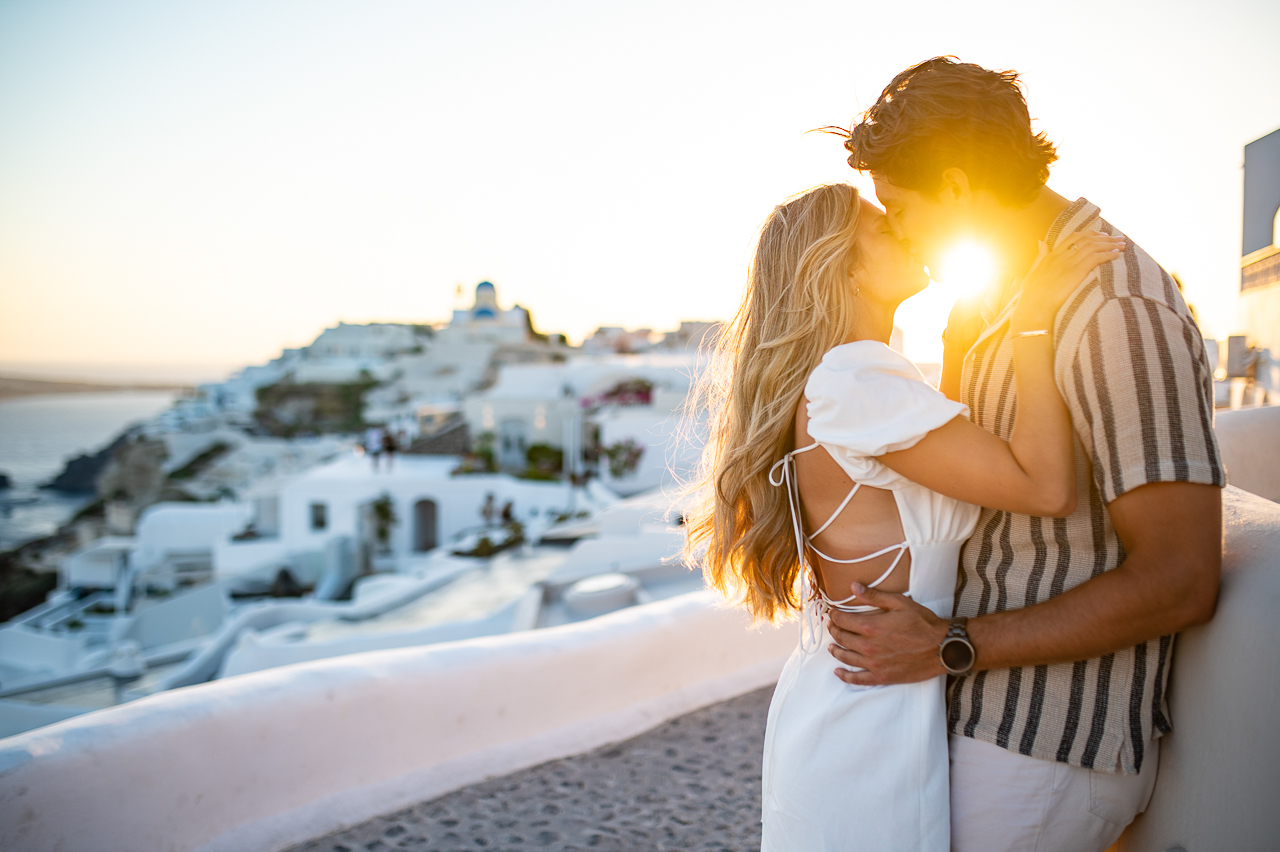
0, 590, 796, 852
1214, 405, 1280, 502
1116, 486, 1280, 851
200, 656, 784, 852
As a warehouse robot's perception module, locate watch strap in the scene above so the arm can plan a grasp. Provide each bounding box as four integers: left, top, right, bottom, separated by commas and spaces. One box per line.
944, 616, 970, 641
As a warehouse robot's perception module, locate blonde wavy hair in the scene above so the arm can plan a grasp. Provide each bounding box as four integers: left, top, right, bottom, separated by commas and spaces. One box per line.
685, 183, 863, 622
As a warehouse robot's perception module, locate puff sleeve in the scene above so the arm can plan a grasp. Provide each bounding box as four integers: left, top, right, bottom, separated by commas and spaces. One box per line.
805, 342, 968, 462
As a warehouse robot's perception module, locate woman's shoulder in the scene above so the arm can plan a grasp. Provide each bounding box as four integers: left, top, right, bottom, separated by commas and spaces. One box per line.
807, 340, 928, 397
804, 340, 967, 459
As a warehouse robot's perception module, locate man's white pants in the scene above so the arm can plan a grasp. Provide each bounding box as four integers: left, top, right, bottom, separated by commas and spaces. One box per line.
950, 734, 1159, 852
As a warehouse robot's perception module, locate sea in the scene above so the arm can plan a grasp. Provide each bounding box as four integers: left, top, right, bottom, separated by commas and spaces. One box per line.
0, 392, 178, 551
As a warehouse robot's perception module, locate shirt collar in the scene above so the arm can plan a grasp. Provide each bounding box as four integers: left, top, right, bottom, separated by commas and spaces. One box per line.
1045, 197, 1101, 250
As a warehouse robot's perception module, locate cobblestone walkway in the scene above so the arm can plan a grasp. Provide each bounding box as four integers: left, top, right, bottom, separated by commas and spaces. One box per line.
283, 685, 774, 852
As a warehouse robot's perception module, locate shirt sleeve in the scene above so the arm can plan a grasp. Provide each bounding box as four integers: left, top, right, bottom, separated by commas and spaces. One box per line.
805, 344, 969, 458
1061, 297, 1226, 503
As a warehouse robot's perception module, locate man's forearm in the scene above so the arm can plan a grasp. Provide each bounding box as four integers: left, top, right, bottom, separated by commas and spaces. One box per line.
827, 482, 1221, 687
969, 482, 1221, 671
968, 554, 1211, 670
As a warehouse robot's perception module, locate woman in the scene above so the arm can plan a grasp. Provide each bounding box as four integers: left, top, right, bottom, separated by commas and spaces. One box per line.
685, 183, 1122, 850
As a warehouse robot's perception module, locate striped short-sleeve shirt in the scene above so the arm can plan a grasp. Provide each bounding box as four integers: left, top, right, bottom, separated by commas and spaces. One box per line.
947, 198, 1225, 775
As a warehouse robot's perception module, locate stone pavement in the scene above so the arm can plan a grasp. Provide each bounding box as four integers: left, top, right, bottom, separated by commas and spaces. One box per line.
282, 685, 774, 852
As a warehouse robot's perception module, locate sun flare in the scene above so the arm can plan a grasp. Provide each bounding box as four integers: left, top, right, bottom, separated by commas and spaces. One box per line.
931, 241, 999, 298
895, 240, 1002, 366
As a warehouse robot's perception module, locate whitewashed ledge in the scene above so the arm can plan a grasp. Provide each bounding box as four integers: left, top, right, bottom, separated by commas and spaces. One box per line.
1115, 485, 1280, 852
0, 591, 795, 852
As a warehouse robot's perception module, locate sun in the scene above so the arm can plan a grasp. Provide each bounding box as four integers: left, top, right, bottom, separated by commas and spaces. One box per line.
894, 240, 1001, 366
931, 241, 999, 299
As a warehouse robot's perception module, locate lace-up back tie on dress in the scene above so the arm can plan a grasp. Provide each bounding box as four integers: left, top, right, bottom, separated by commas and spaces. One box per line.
759, 341, 981, 852
768, 445, 910, 651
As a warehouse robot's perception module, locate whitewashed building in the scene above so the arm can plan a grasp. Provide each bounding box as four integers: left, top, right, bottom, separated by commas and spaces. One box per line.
307, 322, 425, 360
439, 281, 533, 346
213, 453, 606, 581
461, 353, 704, 494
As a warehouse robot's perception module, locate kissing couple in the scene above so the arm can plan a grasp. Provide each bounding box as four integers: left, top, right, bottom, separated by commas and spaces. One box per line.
687, 57, 1225, 852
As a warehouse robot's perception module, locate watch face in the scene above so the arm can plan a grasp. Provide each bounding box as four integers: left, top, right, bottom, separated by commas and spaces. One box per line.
940, 638, 975, 673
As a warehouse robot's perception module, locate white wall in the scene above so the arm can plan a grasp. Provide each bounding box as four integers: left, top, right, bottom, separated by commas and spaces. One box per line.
0, 592, 795, 852
119, 585, 229, 651
1215, 405, 1280, 502
307, 322, 420, 360
1116, 487, 1280, 851
463, 396, 576, 450
133, 504, 249, 571
212, 537, 288, 580
60, 538, 131, 588
597, 409, 703, 497
0, 626, 87, 677
1239, 284, 1280, 360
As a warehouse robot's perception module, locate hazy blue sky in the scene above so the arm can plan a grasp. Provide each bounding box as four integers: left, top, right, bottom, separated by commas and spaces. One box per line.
1, 0, 1277, 378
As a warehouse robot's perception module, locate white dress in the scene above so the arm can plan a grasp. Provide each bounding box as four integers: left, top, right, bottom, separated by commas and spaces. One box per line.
760, 341, 981, 852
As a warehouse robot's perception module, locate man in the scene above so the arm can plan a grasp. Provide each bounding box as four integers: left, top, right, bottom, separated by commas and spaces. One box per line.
826, 57, 1225, 852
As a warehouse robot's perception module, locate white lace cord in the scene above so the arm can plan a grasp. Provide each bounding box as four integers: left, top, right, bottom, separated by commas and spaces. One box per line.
807, 479, 860, 540
769, 451, 826, 653
768, 447, 913, 651
820, 544, 908, 613
801, 569, 825, 653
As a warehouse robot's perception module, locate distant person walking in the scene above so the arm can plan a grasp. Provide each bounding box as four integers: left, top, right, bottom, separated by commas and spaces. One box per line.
365, 425, 386, 472
382, 428, 398, 472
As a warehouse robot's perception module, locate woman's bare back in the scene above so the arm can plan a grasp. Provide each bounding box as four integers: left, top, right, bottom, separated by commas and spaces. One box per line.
794, 398, 911, 597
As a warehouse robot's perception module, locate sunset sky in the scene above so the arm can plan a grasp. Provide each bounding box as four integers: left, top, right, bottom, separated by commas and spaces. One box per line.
1, 0, 1278, 381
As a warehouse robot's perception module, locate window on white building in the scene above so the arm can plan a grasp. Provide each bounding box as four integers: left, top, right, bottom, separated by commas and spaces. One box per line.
310, 502, 328, 531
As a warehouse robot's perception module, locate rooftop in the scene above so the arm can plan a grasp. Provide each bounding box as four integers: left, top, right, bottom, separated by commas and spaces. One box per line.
297, 454, 461, 483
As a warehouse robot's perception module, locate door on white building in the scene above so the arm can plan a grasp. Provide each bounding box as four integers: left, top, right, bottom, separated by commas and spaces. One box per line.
355, 502, 376, 575
414, 499, 438, 552
498, 419, 528, 472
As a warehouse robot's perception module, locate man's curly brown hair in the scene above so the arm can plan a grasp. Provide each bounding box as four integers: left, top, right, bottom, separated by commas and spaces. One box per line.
837, 56, 1058, 206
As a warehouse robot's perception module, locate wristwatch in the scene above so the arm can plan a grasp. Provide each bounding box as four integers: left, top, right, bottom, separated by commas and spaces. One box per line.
938, 617, 977, 675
